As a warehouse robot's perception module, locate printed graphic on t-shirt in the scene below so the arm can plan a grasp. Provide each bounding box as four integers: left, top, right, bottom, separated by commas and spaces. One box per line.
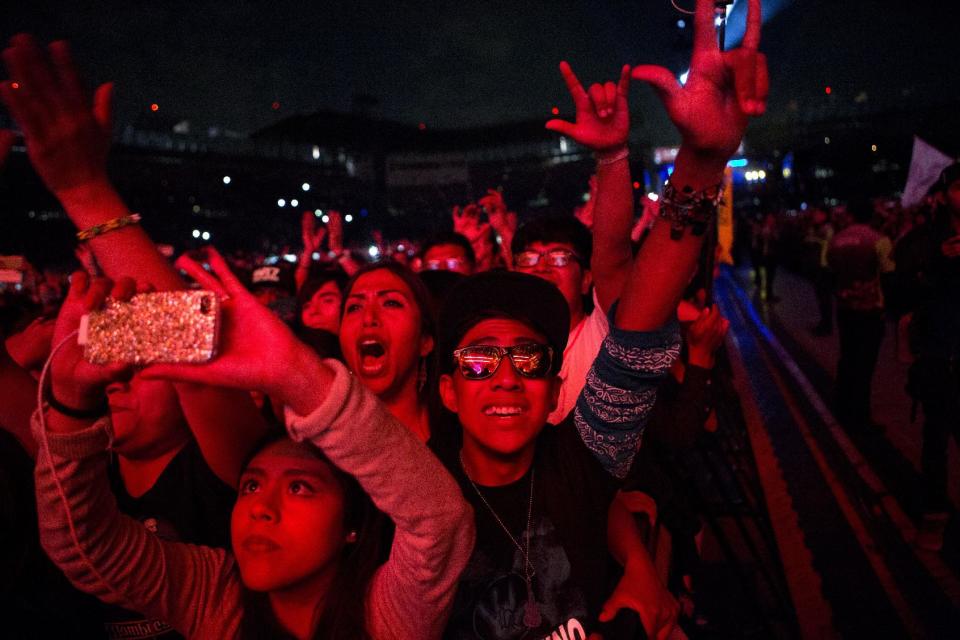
447, 516, 589, 639
102, 516, 181, 639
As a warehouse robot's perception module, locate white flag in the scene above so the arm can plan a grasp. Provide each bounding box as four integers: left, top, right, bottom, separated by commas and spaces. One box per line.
902, 136, 953, 208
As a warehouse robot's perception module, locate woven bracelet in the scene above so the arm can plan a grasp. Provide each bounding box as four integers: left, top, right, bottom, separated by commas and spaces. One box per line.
77, 213, 142, 242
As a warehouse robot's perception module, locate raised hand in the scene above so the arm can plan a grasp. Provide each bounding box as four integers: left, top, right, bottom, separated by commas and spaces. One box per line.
480, 189, 517, 237
326, 210, 344, 254
1, 35, 114, 194
452, 203, 491, 245
632, 0, 767, 167
546, 62, 631, 152
141, 247, 329, 414
49, 272, 133, 413
301, 211, 327, 255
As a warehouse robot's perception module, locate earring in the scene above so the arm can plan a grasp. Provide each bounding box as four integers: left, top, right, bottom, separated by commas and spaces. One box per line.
417, 357, 427, 393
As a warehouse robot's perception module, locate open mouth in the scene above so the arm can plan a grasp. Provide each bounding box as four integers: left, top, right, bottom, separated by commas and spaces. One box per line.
357, 339, 388, 375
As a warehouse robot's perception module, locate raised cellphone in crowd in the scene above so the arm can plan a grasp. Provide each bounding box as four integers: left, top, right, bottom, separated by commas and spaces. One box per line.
79, 290, 221, 364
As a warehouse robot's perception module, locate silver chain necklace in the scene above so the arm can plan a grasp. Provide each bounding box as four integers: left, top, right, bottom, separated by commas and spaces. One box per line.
459, 451, 541, 628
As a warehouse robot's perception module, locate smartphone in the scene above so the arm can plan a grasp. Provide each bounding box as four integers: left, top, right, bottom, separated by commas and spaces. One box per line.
79, 290, 221, 364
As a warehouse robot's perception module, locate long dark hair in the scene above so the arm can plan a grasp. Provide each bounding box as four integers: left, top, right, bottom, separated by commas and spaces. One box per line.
341, 262, 438, 402
238, 434, 389, 639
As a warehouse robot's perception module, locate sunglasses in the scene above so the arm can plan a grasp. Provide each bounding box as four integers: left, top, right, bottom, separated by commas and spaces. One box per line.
452, 343, 554, 380
513, 249, 581, 268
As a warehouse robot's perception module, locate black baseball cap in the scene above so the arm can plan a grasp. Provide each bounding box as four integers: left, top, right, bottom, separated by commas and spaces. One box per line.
437, 270, 569, 375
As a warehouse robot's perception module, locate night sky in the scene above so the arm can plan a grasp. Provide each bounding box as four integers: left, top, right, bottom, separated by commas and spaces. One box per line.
4, 1, 958, 145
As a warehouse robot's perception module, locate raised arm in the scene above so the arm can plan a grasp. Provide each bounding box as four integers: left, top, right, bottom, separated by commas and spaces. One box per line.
296, 211, 326, 291
547, 62, 635, 312
1, 36, 270, 478
573, 0, 766, 477
143, 249, 475, 638
622, 0, 767, 330
479, 189, 518, 269
2, 35, 181, 290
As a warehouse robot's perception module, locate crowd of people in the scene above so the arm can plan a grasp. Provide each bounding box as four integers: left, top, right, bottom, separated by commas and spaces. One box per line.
16, 1, 946, 637
743, 163, 960, 553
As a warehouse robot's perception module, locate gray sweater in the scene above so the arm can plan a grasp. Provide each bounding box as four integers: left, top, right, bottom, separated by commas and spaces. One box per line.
34, 359, 474, 639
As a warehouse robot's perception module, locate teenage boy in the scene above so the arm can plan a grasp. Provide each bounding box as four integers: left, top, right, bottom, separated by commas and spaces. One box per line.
433, 1, 767, 635
433, 269, 679, 637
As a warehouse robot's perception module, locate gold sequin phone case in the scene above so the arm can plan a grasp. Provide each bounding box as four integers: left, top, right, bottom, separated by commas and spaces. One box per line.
79, 290, 220, 364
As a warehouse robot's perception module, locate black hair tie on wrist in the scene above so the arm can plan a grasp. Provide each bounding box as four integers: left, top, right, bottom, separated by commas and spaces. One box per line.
47, 392, 109, 420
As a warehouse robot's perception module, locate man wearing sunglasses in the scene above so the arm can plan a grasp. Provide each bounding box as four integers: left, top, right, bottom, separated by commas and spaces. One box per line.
433, 0, 768, 633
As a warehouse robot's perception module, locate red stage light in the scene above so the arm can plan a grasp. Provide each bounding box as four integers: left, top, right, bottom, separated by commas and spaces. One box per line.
633, 181, 641, 189
271, 101, 281, 110
825, 86, 832, 95
11, 82, 20, 90
418, 122, 426, 130
551, 106, 559, 115
150, 103, 159, 112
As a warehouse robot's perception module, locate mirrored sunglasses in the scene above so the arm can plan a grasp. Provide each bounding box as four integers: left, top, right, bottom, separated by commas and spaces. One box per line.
452, 343, 554, 380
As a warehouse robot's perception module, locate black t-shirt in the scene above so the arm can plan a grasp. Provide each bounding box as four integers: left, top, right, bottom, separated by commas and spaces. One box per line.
0, 430, 105, 639
99, 439, 236, 639
431, 416, 618, 639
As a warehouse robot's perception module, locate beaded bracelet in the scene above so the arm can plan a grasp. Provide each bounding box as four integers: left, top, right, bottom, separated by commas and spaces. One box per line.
77, 213, 142, 242
658, 181, 723, 240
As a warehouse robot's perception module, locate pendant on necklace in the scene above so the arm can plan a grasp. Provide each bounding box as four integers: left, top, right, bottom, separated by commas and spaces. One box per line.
523, 581, 542, 628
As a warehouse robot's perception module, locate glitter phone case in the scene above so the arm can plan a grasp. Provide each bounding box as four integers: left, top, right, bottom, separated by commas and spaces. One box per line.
79, 290, 220, 364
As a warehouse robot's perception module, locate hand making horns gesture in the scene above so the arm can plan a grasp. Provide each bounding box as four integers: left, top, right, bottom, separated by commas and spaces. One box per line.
633, 0, 767, 167
546, 62, 631, 153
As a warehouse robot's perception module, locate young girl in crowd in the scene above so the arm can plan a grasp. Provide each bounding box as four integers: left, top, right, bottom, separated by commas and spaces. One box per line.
338, 262, 438, 442
34, 248, 474, 639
